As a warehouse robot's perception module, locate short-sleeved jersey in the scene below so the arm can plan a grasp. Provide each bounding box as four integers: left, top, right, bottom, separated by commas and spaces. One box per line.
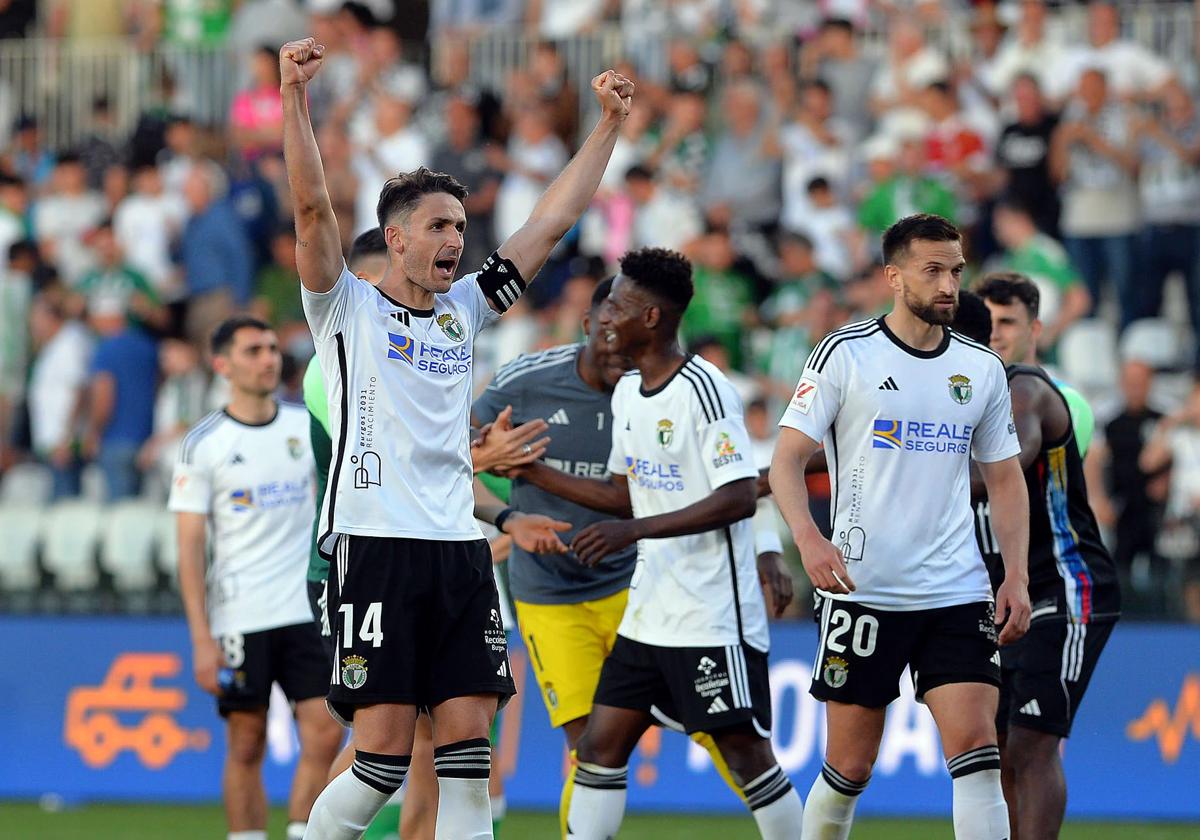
167, 404, 316, 636
607, 355, 768, 652
301, 263, 500, 553
779, 318, 1020, 611
473, 344, 636, 605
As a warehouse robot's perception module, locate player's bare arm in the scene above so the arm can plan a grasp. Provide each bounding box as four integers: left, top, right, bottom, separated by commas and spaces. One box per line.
280, 37, 343, 293
757, 552, 794, 618
488, 70, 633, 301
978, 454, 1032, 644
509, 460, 633, 517
470, 405, 550, 474
969, 375, 1046, 497
471, 477, 570, 554
572, 477, 757, 567
770, 427, 855, 595
176, 511, 222, 695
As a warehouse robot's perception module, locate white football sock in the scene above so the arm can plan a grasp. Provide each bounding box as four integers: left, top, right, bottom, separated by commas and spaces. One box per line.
228, 832, 266, 840
800, 762, 868, 840
566, 762, 628, 840
948, 746, 1008, 839
742, 765, 804, 838
285, 822, 307, 840
434, 738, 493, 840
303, 751, 410, 840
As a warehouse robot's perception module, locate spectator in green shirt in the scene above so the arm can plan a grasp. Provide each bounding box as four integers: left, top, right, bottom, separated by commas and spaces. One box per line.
680, 224, 757, 369
74, 218, 169, 333
858, 134, 957, 236
992, 198, 1091, 354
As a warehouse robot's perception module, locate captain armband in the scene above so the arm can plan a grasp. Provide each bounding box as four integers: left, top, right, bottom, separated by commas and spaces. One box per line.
477, 251, 527, 313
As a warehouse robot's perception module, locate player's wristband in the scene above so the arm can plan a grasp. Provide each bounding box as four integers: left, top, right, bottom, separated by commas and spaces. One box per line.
494, 507, 517, 533
477, 252, 526, 313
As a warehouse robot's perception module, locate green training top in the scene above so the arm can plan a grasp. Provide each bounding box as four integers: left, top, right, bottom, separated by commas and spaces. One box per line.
1056, 380, 1094, 457
304, 356, 331, 583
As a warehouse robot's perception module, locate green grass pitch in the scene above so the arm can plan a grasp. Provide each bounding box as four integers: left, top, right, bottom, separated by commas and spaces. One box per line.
1, 803, 1196, 839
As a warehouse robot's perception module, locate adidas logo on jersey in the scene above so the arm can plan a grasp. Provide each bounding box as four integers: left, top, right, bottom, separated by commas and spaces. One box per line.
1019, 699, 1042, 717
878, 377, 899, 391
707, 696, 730, 714
231, 453, 245, 464
547, 409, 570, 425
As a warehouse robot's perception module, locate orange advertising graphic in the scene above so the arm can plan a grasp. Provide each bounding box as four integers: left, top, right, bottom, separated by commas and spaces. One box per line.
64, 653, 211, 769
1126, 673, 1200, 764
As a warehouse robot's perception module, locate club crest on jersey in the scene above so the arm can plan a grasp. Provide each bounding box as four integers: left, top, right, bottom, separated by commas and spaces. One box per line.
712, 432, 744, 467
436, 313, 465, 342
287, 436, 302, 460
948, 374, 973, 405
341, 655, 368, 689
657, 419, 674, 449
823, 656, 849, 688
230, 488, 254, 511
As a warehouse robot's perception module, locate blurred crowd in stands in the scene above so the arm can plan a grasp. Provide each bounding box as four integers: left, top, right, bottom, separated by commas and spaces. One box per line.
0, 0, 1198, 619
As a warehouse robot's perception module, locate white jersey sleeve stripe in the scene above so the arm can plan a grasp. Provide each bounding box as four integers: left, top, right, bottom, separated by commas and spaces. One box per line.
811, 323, 880, 373
492, 345, 578, 387
683, 360, 727, 420
949, 332, 1005, 365
179, 410, 224, 464
679, 368, 717, 423
807, 319, 879, 372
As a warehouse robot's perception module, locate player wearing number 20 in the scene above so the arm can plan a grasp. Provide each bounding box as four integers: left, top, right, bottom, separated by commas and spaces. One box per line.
771, 214, 1032, 840
169, 316, 344, 840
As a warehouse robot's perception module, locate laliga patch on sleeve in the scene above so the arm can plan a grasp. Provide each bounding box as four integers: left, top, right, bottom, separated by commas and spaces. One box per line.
790, 374, 819, 415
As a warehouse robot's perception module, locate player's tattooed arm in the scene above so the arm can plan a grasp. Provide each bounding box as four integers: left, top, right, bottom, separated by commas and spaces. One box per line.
572, 478, 757, 567
757, 552, 794, 618
771, 427, 855, 595
491, 70, 633, 295
280, 37, 343, 293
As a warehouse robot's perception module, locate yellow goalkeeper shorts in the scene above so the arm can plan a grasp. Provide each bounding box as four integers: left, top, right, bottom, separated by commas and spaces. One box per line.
514, 588, 629, 729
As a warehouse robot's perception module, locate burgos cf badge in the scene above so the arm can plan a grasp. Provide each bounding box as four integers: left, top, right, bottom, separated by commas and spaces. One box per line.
341, 655, 368, 690
949, 374, 973, 405
437, 313, 465, 342
657, 418, 674, 449
287, 436, 302, 460
823, 656, 849, 688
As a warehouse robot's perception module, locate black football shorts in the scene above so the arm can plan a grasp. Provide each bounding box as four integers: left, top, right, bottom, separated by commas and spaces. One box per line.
325, 534, 516, 725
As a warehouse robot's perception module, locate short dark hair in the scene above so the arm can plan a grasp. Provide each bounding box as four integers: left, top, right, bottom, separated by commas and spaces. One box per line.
802, 78, 832, 96
881, 214, 961, 265
349, 228, 388, 267
376, 167, 468, 231
590, 276, 614, 311
211, 315, 272, 356
952, 289, 993, 344
976, 271, 1040, 320
821, 17, 855, 35
994, 194, 1035, 217
778, 230, 814, 252
806, 175, 831, 194
618, 247, 694, 321
8, 238, 37, 263
624, 164, 655, 182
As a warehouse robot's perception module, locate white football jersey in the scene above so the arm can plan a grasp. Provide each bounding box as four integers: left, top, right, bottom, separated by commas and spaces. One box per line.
167, 405, 316, 636
779, 318, 1020, 610
302, 264, 499, 552
607, 356, 768, 652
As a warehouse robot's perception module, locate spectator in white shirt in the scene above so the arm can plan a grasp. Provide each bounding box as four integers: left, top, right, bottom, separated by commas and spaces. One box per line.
624, 164, 703, 252
869, 17, 948, 126
1048, 0, 1174, 103
350, 91, 430, 234
113, 163, 187, 298
985, 0, 1062, 98
32, 154, 106, 285
491, 104, 568, 243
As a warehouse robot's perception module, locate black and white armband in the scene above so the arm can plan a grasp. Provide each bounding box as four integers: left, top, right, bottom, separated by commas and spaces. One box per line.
477, 252, 527, 313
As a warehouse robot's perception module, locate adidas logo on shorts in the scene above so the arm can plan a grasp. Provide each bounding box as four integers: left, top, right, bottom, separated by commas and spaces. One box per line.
707, 696, 730, 714
1019, 699, 1042, 717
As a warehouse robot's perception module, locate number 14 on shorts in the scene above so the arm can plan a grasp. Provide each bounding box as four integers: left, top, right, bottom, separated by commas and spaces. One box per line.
339, 602, 384, 648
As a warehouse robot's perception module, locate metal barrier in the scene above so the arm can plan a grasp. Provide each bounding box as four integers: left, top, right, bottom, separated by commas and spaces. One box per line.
0, 2, 1195, 152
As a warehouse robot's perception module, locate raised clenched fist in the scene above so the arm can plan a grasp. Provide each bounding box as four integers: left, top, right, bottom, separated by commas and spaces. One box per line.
591, 70, 635, 120
279, 37, 326, 87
